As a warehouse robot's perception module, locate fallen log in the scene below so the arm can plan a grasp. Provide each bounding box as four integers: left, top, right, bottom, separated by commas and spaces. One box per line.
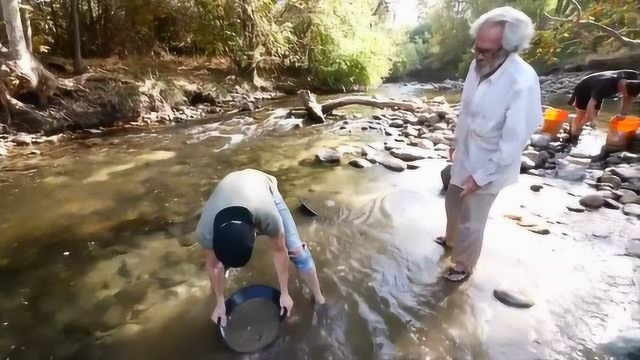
297, 90, 423, 124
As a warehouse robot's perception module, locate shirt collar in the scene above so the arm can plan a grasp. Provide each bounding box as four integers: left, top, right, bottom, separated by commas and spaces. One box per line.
481, 52, 517, 84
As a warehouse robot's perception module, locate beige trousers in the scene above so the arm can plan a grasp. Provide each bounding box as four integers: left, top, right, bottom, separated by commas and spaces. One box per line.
444, 185, 498, 272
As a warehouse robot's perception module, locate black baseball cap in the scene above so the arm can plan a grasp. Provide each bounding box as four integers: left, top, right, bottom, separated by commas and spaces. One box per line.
212, 206, 256, 268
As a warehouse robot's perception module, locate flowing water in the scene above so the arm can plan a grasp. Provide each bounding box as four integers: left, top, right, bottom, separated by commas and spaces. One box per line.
0, 84, 639, 360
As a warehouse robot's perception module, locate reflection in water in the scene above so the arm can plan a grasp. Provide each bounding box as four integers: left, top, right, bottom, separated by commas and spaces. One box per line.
0, 85, 638, 360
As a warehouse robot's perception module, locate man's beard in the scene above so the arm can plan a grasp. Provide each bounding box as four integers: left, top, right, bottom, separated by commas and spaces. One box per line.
475, 51, 509, 77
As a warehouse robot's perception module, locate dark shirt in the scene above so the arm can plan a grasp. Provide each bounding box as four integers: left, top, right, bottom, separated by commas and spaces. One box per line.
578, 70, 639, 102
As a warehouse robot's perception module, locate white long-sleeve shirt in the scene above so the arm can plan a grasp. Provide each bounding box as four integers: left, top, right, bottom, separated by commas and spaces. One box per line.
451, 53, 543, 194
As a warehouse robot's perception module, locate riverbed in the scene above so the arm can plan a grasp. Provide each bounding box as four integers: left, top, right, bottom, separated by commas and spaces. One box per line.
0, 84, 639, 360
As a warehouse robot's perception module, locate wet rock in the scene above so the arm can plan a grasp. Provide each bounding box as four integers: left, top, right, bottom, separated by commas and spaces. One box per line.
441, 164, 452, 189
623, 204, 640, 218
378, 156, 407, 172
390, 147, 431, 161
521, 156, 536, 171
567, 204, 586, 213
410, 139, 434, 150
349, 158, 372, 169
579, 194, 605, 209
402, 127, 419, 138
530, 134, 551, 148
597, 175, 622, 189
493, 289, 534, 308
530, 184, 543, 192
315, 148, 341, 164
424, 133, 447, 145
12, 134, 32, 146
389, 120, 404, 128
611, 165, 640, 182
603, 199, 622, 210
619, 190, 640, 205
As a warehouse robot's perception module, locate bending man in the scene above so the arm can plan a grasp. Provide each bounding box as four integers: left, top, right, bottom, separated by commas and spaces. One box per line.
435, 7, 543, 281
196, 168, 325, 326
568, 70, 640, 143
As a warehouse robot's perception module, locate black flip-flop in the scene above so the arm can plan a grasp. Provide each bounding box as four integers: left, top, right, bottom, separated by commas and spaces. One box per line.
443, 267, 469, 282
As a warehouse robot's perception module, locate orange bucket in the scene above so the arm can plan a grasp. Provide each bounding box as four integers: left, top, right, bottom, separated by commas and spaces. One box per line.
541, 108, 569, 136
606, 116, 640, 147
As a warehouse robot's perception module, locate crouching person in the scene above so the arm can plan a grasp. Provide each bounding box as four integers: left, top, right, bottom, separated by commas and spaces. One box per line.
195, 169, 325, 326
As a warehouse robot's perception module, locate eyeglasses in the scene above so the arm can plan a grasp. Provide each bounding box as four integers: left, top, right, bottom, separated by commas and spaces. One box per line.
471, 41, 502, 58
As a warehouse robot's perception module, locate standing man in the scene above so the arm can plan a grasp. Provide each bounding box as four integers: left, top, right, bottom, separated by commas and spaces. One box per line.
568, 70, 640, 143
196, 168, 325, 326
435, 7, 543, 281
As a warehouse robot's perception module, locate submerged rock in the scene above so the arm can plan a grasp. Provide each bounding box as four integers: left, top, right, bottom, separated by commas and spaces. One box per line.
493, 289, 534, 308
579, 194, 605, 209
348, 158, 372, 169
315, 148, 341, 164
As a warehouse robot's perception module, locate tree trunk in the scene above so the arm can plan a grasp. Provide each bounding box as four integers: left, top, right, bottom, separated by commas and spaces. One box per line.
71, 0, 83, 74
19, 1, 32, 52
2, 0, 36, 86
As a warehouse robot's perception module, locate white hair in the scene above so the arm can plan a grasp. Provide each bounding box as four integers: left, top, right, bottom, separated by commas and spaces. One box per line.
469, 6, 535, 53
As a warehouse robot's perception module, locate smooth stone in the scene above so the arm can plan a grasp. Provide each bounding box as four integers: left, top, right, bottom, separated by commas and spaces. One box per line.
530, 184, 543, 192
556, 159, 588, 181
611, 165, 640, 182
530, 134, 551, 148
403, 127, 419, 138
597, 189, 618, 200
521, 156, 536, 171
315, 148, 341, 164
384, 141, 404, 151
603, 198, 622, 210
623, 204, 640, 218
619, 190, 640, 205
379, 156, 407, 172
389, 120, 404, 128
423, 133, 446, 145
579, 194, 605, 209
406, 162, 421, 170
410, 139, 434, 150
433, 123, 448, 131
597, 175, 622, 189
12, 134, 32, 146
403, 117, 419, 126
433, 143, 450, 151
622, 181, 640, 193
493, 289, 535, 309
567, 204, 586, 213
349, 158, 372, 169
389, 147, 431, 161
441, 164, 452, 189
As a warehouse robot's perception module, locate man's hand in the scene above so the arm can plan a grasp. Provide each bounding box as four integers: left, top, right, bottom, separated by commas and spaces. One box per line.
449, 147, 455, 161
279, 293, 293, 318
212, 302, 227, 326
460, 176, 480, 197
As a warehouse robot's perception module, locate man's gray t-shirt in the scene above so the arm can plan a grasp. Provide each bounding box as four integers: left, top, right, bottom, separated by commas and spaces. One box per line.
195, 169, 284, 249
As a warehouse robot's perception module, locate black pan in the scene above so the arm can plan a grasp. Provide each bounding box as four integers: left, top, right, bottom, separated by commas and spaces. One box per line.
217, 284, 287, 353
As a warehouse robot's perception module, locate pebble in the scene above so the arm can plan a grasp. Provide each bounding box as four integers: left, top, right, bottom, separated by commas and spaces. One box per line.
349, 158, 372, 169
493, 289, 535, 308
579, 194, 605, 209
623, 204, 640, 218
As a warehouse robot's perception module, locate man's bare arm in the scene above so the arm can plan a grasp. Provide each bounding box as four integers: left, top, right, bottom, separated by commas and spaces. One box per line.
204, 249, 225, 304
271, 232, 289, 295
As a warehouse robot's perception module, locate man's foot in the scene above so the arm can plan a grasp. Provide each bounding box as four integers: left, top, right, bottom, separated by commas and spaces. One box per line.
443, 266, 469, 282
434, 236, 451, 249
